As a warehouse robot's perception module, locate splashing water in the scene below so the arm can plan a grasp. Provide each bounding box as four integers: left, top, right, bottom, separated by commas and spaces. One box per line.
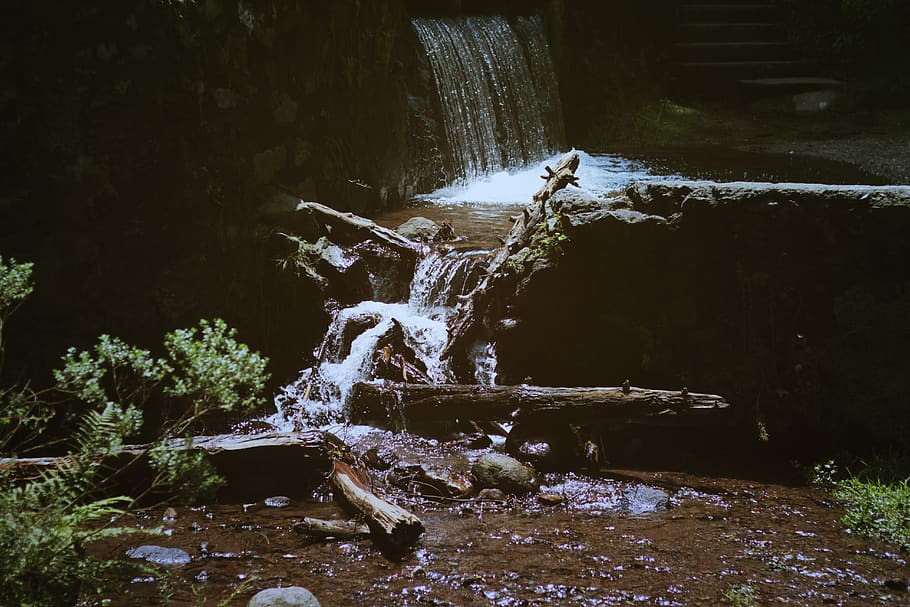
269, 249, 492, 429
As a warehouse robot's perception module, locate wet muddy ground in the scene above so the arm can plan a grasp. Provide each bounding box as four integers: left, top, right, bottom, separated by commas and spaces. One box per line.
90, 432, 909, 607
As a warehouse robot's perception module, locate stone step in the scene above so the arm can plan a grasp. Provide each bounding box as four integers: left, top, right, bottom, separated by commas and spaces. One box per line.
676, 22, 787, 43
675, 41, 795, 62
678, 60, 811, 80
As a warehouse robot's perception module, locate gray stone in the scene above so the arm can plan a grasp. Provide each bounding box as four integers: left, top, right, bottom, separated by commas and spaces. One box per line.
793, 89, 838, 112
248, 586, 320, 607
471, 453, 539, 495
395, 216, 441, 242
125, 545, 191, 567
264, 495, 291, 508
620, 486, 670, 515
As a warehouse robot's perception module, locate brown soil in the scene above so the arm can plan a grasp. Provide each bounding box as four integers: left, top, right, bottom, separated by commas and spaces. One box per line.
87, 435, 910, 607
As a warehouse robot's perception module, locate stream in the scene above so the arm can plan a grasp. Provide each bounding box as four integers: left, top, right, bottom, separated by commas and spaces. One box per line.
90, 14, 907, 606
88, 148, 909, 606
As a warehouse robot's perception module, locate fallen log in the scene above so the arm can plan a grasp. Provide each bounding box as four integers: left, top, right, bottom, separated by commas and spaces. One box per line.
0, 431, 338, 501
350, 382, 730, 428
442, 151, 580, 362
329, 459, 424, 554
293, 516, 371, 541
297, 200, 420, 260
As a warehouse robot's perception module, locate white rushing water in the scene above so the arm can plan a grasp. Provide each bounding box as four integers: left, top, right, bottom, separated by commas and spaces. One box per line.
416, 150, 658, 205
413, 15, 565, 183
268, 250, 490, 430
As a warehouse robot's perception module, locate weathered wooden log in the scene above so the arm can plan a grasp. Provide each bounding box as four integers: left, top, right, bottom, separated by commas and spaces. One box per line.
1, 432, 340, 501
350, 382, 730, 428
293, 516, 371, 540
297, 200, 420, 259
328, 459, 424, 553
442, 151, 580, 362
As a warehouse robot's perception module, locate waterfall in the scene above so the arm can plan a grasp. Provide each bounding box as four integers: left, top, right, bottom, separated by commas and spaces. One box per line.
413, 16, 566, 184
270, 249, 492, 429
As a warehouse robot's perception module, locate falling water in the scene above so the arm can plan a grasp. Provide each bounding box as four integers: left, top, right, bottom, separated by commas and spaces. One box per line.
413, 16, 565, 183
270, 249, 490, 429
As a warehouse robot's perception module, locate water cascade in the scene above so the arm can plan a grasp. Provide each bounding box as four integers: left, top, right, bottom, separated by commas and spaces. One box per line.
413, 16, 566, 183
271, 249, 488, 429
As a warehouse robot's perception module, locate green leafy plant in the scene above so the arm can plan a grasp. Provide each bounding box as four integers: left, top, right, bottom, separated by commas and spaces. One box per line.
811, 457, 910, 552
722, 583, 759, 607
0, 257, 271, 606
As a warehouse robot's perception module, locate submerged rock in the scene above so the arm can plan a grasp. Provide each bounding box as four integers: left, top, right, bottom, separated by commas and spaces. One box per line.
248, 586, 320, 607
125, 545, 191, 567
471, 453, 539, 495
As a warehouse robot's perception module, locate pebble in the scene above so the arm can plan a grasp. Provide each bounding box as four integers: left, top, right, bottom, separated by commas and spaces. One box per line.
248, 586, 320, 607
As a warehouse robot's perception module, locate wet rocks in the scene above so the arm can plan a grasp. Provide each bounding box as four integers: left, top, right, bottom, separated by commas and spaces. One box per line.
491, 179, 910, 454
125, 545, 191, 567
471, 453, 539, 495
248, 586, 320, 607
264, 495, 291, 508
392, 463, 474, 499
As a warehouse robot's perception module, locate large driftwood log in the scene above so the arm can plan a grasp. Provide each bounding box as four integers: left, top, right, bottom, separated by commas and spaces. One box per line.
442, 151, 580, 361
350, 382, 730, 427
329, 459, 424, 553
297, 200, 420, 260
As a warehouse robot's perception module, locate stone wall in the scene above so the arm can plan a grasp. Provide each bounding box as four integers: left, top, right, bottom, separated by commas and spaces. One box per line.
492, 182, 910, 454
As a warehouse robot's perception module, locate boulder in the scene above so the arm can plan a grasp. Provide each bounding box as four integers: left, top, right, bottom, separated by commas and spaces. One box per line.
395, 216, 442, 242
248, 586, 320, 607
471, 453, 539, 495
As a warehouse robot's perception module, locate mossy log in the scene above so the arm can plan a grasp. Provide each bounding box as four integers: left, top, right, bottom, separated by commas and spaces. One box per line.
350, 382, 731, 428
442, 151, 580, 362
297, 200, 420, 259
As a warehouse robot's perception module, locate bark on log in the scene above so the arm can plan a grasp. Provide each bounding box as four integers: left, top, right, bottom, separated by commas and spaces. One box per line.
297, 200, 420, 259
293, 517, 371, 540
442, 151, 580, 361
328, 459, 424, 553
1, 431, 343, 503
351, 382, 730, 427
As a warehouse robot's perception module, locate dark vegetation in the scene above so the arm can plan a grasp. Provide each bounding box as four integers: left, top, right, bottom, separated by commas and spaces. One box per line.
1, 256, 271, 606
783, 0, 910, 105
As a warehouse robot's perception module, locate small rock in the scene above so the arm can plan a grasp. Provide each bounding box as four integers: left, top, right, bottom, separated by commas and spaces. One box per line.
363, 447, 392, 471
620, 486, 671, 515
476, 488, 506, 501
395, 216, 441, 242
264, 496, 291, 508
125, 545, 191, 567
248, 586, 320, 607
162, 507, 177, 521
537, 493, 565, 506
471, 453, 539, 495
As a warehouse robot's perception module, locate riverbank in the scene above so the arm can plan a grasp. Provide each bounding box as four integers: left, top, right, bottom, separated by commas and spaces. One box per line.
584, 97, 910, 185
